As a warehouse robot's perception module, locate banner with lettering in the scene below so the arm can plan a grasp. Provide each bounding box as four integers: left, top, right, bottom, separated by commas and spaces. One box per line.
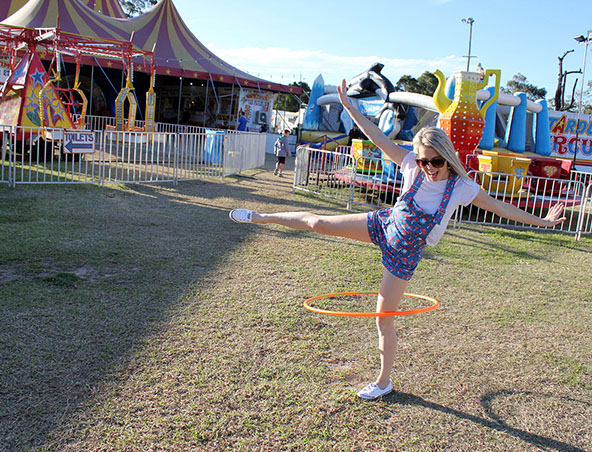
549, 110, 592, 167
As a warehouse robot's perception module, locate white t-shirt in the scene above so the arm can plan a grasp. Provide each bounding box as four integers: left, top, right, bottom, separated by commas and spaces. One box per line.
400, 151, 480, 246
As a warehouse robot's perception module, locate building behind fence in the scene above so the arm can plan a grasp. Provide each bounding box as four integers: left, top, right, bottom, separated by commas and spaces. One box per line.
293, 145, 592, 240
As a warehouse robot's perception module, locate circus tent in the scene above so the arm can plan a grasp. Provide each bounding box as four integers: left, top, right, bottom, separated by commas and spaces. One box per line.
1, 0, 298, 94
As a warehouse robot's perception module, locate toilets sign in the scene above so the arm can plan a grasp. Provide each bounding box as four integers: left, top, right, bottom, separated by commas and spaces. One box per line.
63, 131, 95, 154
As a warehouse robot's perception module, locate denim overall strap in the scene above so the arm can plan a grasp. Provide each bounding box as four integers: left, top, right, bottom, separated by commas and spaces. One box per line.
404, 169, 425, 198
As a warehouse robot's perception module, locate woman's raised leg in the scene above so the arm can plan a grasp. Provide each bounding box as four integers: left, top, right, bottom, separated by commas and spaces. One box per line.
252, 211, 372, 243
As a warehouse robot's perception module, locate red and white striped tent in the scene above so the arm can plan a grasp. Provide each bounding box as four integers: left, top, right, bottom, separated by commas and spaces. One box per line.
1, 0, 299, 94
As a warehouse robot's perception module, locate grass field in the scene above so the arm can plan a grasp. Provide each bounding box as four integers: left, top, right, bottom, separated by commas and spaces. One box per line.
1, 155, 591, 452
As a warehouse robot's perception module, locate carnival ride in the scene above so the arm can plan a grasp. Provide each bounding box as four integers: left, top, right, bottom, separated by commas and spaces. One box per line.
0, 24, 156, 158
300, 63, 581, 209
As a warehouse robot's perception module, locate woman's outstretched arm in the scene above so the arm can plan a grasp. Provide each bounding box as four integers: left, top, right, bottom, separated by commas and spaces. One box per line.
471, 189, 566, 227
337, 79, 409, 166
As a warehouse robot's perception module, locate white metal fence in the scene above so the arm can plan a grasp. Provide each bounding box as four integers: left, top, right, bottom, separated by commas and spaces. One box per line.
293, 145, 592, 239
79, 114, 209, 135
293, 146, 403, 210
0, 125, 266, 187
457, 170, 590, 238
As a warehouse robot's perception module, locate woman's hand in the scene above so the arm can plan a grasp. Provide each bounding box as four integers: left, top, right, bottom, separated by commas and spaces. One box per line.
337, 79, 354, 111
541, 202, 567, 227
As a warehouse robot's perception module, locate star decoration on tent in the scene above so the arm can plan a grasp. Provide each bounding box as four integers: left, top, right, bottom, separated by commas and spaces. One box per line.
26, 90, 39, 108
44, 95, 66, 125
24, 91, 41, 125
30, 69, 45, 87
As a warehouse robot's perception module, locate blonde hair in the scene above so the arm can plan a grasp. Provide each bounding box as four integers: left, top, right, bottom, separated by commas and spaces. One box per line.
412, 126, 471, 181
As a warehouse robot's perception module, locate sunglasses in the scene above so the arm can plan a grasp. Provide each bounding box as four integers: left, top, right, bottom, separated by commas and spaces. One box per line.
416, 157, 446, 169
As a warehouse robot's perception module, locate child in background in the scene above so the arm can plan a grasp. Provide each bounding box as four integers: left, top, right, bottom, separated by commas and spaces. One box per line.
273, 129, 291, 177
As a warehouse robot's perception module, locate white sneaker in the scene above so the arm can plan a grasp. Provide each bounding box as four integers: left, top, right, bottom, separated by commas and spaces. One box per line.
357, 380, 392, 400
229, 209, 254, 223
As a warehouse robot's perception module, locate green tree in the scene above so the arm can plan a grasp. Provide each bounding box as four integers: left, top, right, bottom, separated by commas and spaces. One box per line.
501, 73, 547, 101
395, 71, 438, 96
395, 75, 420, 93
275, 81, 310, 112
120, 0, 158, 17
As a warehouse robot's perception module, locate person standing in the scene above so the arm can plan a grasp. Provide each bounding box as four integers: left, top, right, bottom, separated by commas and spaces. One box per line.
228, 79, 566, 400
237, 111, 247, 131
273, 129, 291, 177
347, 123, 367, 146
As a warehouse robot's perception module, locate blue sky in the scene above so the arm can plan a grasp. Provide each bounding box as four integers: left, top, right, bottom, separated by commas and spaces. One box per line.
174, 0, 592, 98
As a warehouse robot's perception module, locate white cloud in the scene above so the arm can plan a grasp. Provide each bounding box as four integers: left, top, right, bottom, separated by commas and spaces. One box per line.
207, 45, 465, 87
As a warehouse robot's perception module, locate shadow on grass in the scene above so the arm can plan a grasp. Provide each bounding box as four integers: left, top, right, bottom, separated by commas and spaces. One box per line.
440, 226, 588, 261
0, 159, 298, 450
385, 390, 588, 452
0, 154, 377, 451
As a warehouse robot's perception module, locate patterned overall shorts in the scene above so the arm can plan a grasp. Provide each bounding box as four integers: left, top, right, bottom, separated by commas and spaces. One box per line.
367, 170, 456, 280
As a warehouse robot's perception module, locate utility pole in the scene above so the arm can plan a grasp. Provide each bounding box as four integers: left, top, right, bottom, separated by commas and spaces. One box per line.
573, 31, 592, 170
462, 17, 475, 72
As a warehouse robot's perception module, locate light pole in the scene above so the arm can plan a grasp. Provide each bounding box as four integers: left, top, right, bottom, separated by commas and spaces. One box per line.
462, 17, 475, 72
573, 30, 591, 171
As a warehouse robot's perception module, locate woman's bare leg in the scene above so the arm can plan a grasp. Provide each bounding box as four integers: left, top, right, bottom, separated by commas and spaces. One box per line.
374, 268, 409, 388
252, 211, 372, 243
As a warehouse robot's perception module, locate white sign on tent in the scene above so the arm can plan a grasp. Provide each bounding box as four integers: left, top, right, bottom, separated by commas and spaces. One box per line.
237, 88, 276, 132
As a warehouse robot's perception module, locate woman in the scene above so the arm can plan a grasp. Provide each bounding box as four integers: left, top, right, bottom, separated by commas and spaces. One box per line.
229, 79, 566, 400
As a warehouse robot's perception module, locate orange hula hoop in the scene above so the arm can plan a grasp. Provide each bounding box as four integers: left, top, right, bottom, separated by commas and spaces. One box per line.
303, 291, 439, 317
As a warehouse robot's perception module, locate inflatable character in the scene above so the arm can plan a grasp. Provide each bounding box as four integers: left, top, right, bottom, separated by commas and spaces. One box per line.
346, 63, 407, 140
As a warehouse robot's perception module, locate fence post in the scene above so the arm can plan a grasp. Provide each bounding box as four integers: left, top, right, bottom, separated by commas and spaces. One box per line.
575, 183, 591, 240
9, 127, 15, 188
222, 132, 228, 179
346, 159, 356, 210
172, 133, 178, 186
97, 131, 103, 187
